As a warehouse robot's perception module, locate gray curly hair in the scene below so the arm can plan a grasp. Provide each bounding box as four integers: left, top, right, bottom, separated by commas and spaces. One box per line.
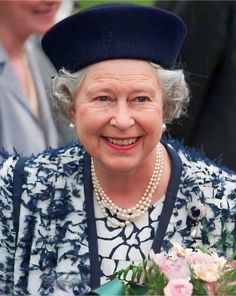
50, 62, 189, 124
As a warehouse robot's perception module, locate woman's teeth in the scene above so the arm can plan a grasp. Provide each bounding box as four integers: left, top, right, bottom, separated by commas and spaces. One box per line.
106, 137, 137, 146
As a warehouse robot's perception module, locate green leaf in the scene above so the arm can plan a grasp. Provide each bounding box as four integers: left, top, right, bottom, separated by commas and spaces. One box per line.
229, 250, 236, 261
144, 261, 168, 295
125, 283, 148, 295
190, 276, 207, 295
223, 269, 236, 281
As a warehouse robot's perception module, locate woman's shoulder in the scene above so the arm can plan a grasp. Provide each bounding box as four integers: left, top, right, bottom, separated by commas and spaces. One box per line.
25, 140, 85, 169
14, 142, 86, 190
164, 136, 236, 180
164, 138, 235, 250
0, 154, 19, 185
0, 141, 85, 187
164, 136, 236, 206
0, 155, 19, 213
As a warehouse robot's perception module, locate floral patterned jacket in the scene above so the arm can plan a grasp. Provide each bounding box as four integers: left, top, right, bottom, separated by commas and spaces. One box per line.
0, 140, 235, 295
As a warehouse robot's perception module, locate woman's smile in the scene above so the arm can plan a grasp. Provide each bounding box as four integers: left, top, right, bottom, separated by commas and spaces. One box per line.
104, 136, 138, 146
102, 136, 140, 151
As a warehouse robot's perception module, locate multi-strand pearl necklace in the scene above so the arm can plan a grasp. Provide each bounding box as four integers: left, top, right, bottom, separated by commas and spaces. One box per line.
91, 143, 164, 227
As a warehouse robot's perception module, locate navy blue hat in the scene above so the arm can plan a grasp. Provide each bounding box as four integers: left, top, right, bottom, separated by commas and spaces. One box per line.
41, 3, 186, 72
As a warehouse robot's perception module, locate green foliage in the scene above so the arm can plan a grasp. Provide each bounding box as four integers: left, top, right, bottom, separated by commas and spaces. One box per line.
216, 268, 236, 296
113, 247, 236, 296
190, 275, 207, 295
195, 245, 210, 254
214, 254, 236, 296
144, 260, 168, 295
76, 0, 154, 10
229, 249, 236, 261
125, 283, 147, 295
114, 262, 144, 283
114, 258, 168, 295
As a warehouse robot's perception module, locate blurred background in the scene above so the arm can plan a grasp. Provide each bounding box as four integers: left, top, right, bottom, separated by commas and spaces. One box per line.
1, 0, 235, 170
72, 0, 236, 171
77, 1, 153, 9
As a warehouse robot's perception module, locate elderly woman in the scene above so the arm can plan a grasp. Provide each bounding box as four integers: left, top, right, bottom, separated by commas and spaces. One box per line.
0, 3, 235, 296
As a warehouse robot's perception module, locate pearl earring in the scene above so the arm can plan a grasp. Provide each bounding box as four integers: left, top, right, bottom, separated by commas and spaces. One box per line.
69, 123, 75, 128
162, 123, 167, 132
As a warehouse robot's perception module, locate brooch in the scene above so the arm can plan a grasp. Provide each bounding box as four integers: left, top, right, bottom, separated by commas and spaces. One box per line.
187, 201, 206, 238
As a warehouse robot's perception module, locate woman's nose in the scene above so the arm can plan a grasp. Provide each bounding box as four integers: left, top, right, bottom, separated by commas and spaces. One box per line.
110, 103, 135, 130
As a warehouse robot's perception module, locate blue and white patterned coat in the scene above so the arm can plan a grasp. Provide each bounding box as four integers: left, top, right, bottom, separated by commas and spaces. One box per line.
0, 140, 235, 295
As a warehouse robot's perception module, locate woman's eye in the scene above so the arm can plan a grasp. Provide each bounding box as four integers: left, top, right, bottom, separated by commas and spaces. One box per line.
134, 96, 150, 102
95, 96, 110, 102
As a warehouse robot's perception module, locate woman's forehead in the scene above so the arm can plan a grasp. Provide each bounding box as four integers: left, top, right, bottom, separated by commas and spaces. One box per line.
76, 60, 162, 95
83, 59, 158, 81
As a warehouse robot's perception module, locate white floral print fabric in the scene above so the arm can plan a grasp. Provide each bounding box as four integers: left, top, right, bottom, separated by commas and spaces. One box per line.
0, 140, 235, 295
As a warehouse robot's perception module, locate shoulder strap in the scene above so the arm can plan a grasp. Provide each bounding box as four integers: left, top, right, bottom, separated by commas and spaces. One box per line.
12, 156, 30, 240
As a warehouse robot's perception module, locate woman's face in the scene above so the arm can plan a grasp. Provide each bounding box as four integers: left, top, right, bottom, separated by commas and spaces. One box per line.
0, 0, 61, 36
72, 59, 164, 173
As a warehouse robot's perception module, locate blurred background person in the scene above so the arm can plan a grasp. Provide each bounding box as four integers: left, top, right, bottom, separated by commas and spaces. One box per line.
155, 0, 236, 170
0, 0, 76, 160
31, 0, 77, 146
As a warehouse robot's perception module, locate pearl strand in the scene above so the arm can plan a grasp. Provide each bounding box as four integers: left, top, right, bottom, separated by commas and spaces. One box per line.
91, 143, 164, 228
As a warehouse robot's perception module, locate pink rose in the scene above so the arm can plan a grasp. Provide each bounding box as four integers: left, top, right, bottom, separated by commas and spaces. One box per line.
206, 282, 217, 296
149, 250, 167, 268
161, 257, 190, 281
187, 251, 226, 282
149, 250, 191, 281
187, 251, 213, 264
164, 279, 193, 296
229, 260, 236, 268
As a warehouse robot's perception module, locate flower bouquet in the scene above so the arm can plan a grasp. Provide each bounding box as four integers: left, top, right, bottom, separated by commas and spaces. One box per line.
89, 245, 236, 296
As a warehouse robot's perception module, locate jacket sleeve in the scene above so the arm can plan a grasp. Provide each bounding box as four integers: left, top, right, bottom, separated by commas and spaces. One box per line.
0, 156, 18, 295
